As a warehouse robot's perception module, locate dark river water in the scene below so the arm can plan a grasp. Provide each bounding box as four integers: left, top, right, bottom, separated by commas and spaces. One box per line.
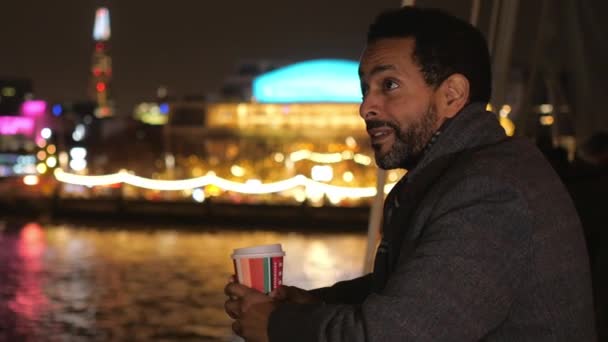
0, 221, 366, 341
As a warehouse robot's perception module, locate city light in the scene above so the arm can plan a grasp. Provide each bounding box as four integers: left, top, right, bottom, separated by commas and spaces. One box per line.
40, 128, 52, 139
0, 116, 35, 136
22, 100, 47, 117
134, 102, 169, 125
97, 106, 111, 117
69, 147, 87, 160
52, 104, 63, 116
291, 150, 341, 163
36, 138, 46, 148
288, 149, 373, 166
500, 117, 516, 136
159, 103, 169, 114
69, 147, 87, 172
499, 104, 512, 117
192, 188, 206, 203
342, 171, 354, 182
230, 165, 246, 177
539, 104, 553, 114
36, 163, 47, 174
345, 136, 357, 148
69, 159, 87, 172
311, 165, 333, 182
273, 153, 285, 163
540, 115, 555, 126
1, 87, 16, 97
93, 7, 111, 41
47, 144, 56, 154
72, 124, 86, 141
294, 188, 307, 203
388, 171, 400, 182
353, 154, 372, 166
96, 82, 106, 92
58, 152, 69, 168
46, 156, 57, 168
53, 169, 397, 198
23, 175, 39, 186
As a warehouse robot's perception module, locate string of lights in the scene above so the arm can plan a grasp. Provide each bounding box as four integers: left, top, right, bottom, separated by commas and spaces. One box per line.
285, 149, 373, 165
53, 169, 396, 198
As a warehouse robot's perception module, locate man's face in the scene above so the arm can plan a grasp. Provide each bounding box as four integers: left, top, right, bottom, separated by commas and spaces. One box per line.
359, 37, 441, 170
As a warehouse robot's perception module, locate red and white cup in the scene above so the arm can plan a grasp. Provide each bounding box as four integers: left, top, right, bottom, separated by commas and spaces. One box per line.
231, 244, 285, 294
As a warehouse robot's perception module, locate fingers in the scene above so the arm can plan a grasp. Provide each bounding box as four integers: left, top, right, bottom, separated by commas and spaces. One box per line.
270, 285, 319, 304
225, 281, 266, 320
225, 281, 253, 298
232, 319, 243, 337
225, 279, 273, 325
225, 298, 241, 319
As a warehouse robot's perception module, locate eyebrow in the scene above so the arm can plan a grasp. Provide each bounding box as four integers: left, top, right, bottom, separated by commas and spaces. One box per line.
358, 64, 396, 78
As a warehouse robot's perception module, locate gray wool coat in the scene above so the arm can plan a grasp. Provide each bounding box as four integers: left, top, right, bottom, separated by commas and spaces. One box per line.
268, 103, 596, 341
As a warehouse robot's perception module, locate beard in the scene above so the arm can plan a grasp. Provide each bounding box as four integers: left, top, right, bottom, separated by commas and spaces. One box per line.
370, 104, 439, 170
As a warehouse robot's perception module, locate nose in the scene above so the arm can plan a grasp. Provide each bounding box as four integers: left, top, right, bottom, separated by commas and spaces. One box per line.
359, 95, 378, 120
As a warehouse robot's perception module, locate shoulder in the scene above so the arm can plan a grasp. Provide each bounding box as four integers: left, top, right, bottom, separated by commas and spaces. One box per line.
417, 138, 540, 227
440, 137, 557, 193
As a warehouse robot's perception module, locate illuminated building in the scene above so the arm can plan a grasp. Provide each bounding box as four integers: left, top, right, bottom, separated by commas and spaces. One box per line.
134, 102, 170, 125
0, 96, 50, 177
164, 59, 384, 206
90, 7, 113, 118
58, 59, 408, 205
252, 59, 361, 103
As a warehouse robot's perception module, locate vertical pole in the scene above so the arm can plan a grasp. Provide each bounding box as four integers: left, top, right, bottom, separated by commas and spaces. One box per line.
363, 168, 386, 273
516, 0, 550, 137
487, 0, 501, 53
470, 0, 482, 27
490, 0, 520, 111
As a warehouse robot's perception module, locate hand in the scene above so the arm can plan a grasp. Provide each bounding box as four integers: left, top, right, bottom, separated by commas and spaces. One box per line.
236, 301, 275, 342
225, 278, 276, 342
270, 285, 321, 304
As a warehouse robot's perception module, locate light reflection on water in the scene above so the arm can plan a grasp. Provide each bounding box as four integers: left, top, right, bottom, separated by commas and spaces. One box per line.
0, 222, 366, 341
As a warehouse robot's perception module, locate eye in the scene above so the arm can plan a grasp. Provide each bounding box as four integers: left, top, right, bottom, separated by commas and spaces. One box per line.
383, 79, 399, 91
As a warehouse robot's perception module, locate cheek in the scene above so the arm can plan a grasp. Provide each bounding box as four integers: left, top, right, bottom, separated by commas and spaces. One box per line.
386, 96, 430, 127
384, 103, 415, 128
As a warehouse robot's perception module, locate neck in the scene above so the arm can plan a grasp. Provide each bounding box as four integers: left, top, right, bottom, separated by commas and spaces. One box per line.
402, 116, 454, 170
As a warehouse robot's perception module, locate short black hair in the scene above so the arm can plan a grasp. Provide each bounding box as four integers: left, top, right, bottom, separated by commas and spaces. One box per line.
367, 6, 492, 103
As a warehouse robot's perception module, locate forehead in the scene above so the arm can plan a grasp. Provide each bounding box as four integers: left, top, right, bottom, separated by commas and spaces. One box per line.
359, 37, 418, 76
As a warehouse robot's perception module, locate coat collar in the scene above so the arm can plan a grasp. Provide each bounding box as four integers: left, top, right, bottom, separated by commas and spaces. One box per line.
404, 102, 507, 181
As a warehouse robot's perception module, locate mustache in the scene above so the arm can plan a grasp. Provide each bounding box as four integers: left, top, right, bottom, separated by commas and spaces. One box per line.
365, 120, 399, 131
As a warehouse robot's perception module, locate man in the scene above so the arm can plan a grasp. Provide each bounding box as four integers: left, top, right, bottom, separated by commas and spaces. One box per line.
225, 6, 596, 341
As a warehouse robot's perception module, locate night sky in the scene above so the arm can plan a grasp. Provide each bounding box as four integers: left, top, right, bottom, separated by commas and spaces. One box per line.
0, 1, 537, 115
0, 0, 402, 113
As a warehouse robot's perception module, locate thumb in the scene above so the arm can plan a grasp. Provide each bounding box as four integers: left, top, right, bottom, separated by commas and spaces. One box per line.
225, 282, 256, 298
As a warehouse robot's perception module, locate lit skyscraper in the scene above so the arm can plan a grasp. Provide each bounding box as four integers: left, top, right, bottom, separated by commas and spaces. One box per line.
90, 7, 113, 117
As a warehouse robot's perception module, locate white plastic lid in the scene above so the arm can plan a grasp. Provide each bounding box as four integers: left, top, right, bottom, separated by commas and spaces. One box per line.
231, 243, 285, 259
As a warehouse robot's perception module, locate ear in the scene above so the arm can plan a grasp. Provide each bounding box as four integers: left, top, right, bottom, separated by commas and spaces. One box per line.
435, 74, 470, 119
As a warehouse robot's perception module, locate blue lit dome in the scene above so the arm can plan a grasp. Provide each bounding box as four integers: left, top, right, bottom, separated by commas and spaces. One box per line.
253, 59, 361, 103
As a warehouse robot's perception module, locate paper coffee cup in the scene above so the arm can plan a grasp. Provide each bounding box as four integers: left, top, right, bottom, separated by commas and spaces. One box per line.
231, 244, 285, 293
